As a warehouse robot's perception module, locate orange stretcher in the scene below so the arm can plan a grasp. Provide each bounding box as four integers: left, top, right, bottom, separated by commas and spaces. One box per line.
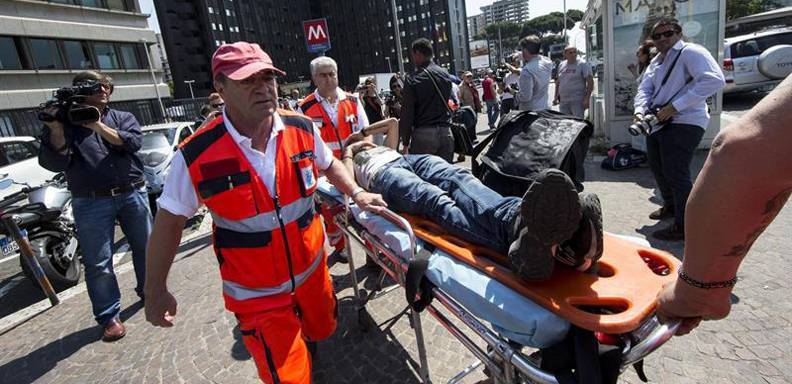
403, 214, 680, 335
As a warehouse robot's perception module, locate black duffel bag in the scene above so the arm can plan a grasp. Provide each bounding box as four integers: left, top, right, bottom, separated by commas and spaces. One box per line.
472, 109, 593, 196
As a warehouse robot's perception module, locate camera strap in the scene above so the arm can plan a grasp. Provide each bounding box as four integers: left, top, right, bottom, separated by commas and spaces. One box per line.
650, 44, 687, 102
421, 67, 455, 118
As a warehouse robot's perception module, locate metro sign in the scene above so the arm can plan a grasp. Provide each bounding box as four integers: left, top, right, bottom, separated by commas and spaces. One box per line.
303, 18, 331, 53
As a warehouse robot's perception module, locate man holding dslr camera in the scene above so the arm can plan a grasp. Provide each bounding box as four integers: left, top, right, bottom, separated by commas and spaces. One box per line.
633, 17, 724, 241
38, 70, 152, 341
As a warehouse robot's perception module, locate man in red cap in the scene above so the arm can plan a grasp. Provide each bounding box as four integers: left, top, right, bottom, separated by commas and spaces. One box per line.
144, 42, 386, 383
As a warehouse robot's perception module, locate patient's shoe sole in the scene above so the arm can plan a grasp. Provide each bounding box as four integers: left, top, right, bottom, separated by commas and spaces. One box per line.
557, 193, 604, 268
508, 169, 582, 281
520, 169, 581, 244
581, 193, 603, 263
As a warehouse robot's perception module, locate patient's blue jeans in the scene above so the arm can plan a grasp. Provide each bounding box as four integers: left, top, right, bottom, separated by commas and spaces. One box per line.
370, 154, 520, 253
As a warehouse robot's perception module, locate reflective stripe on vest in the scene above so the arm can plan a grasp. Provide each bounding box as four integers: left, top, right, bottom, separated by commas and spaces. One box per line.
299, 93, 356, 158
211, 196, 313, 233
222, 247, 323, 300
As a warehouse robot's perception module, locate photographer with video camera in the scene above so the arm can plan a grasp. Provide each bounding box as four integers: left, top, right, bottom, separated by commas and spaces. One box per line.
633, 17, 724, 241
38, 70, 152, 342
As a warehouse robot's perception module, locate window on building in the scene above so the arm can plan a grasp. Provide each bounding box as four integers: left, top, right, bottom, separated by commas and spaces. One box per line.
0, 37, 22, 70
62, 40, 94, 69
219, 24, 224, 31
226, 9, 231, 16
29, 38, 64, 69
208, 6, 214, 14
93, 42, 120, 69
119, 43, 143, 69
212, 23, 216, 30
215, 40, 221, 46
106, 0, 134, 11
80, 0, 102, 8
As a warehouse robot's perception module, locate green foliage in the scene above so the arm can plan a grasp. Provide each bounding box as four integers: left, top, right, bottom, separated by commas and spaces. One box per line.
726, 0, 781, 20
481, 9, 584, 43
167, 81, 174, 97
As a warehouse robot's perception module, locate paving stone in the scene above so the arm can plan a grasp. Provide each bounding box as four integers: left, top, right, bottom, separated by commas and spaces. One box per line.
2, 147, 792, 383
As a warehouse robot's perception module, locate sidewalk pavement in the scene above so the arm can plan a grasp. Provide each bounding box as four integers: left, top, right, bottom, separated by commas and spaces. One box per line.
1, 153, 792, 383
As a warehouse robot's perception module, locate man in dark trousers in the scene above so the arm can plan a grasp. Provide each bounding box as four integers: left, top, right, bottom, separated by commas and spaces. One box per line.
399, 38, 455, 162
38, 70, 152, 342
633, 17, 724, 241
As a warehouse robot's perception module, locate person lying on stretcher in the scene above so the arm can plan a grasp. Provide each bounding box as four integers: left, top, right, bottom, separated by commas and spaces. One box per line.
340, 119, 603, 280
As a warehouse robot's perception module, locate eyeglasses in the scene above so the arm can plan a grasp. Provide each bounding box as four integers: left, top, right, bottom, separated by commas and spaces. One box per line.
652, 30, 676, 40
211, 103, 224, 108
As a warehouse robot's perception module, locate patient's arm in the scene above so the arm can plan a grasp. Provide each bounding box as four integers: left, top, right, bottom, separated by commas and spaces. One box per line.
347, 118, 399, 149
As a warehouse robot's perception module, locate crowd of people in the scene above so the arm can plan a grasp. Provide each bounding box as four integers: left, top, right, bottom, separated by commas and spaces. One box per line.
32, 14, 791, 383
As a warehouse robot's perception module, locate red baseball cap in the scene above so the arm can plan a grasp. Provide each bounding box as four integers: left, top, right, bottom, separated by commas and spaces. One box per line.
211, 42, 286, 80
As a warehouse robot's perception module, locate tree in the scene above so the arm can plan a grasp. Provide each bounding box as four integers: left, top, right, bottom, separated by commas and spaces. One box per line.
726, 0, 781, 20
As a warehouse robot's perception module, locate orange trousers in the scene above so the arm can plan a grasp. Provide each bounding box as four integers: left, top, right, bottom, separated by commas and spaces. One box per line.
236, 257, 337, 383
320, 202, 346, 253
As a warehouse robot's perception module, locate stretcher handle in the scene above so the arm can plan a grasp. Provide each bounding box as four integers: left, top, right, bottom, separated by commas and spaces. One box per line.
370, 207, 418, 262
621, 316, 681, 368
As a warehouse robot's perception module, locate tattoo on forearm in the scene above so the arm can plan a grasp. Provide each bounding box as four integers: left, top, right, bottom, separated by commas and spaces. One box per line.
724, 188, 792, 258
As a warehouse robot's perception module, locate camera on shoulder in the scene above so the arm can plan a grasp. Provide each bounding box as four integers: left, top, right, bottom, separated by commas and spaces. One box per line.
37, 81, 103, 126
629, 105, 667, 136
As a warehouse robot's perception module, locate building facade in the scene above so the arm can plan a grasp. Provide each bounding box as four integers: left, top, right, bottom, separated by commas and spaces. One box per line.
156, 0, 470, 98
481, 0, 529, 24
0, 0, 167, 136
468, 13, 487, 40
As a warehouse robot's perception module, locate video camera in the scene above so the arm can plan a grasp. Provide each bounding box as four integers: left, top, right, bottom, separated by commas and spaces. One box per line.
37, 81, 103, 126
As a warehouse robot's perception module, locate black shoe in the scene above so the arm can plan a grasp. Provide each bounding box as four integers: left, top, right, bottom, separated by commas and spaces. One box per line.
649, 206, 675, 220
652, 224, 685, 241
327, 249, 349, 267
508, 169, 581, 281
557, 193, 603, 269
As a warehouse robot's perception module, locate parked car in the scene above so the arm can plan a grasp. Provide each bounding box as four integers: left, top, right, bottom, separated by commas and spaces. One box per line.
723, 27, 792, 94
0, 136, 57, 200
140, 122, 195, 212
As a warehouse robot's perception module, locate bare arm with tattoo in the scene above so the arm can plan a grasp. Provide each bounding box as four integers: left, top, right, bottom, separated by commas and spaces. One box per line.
657, 76, 792, 335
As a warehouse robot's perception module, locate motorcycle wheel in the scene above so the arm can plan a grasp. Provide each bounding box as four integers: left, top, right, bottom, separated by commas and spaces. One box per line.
20, 235, 81, 290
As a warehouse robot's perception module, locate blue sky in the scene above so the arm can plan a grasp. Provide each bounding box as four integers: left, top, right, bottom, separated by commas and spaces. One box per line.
139, 0, 590, 34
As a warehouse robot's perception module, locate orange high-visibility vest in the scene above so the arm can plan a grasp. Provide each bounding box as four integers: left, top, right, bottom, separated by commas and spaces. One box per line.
178, 111, 324, 314
298, 92, 359, 158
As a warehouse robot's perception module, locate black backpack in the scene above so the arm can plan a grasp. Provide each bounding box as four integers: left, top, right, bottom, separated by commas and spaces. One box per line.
472, 109, 593, 196
600, 143, 647, 170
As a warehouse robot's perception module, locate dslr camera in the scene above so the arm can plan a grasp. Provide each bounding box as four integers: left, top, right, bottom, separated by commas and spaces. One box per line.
628, 106, 666, 136
37, 81, 103, 126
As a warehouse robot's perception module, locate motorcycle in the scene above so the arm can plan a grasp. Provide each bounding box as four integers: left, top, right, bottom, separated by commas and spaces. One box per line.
0, 174, 81, 290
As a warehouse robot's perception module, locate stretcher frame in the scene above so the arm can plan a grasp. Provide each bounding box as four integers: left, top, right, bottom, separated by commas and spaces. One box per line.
316, 190, 680, 384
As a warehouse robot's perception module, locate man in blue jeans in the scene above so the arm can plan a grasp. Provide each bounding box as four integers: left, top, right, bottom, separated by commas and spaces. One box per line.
39, 71, 152, 342
342, 139, 603, 280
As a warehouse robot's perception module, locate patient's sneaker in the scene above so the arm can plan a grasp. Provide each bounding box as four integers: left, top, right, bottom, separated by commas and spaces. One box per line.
508, 169, 582, 281
556, 193, 604, 271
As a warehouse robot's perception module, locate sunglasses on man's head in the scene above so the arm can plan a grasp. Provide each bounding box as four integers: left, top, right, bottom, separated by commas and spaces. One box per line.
652, 30, 676, 40
211, 103, 224, 108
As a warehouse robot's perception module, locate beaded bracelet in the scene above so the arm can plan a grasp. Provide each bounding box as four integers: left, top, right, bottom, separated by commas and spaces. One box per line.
678, 269, 738, 289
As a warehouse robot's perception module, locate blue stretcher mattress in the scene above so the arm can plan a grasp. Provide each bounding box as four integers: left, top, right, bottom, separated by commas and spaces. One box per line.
317, 178, 570, 348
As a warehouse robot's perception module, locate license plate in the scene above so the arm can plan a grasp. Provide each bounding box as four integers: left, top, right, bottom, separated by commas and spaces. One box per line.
0, 230, 28, 256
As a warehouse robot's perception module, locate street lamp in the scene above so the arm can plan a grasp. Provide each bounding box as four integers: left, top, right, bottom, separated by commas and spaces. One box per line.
139, 38, 167, 121
390, 0, 405, 76
184, 80, 196, 99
